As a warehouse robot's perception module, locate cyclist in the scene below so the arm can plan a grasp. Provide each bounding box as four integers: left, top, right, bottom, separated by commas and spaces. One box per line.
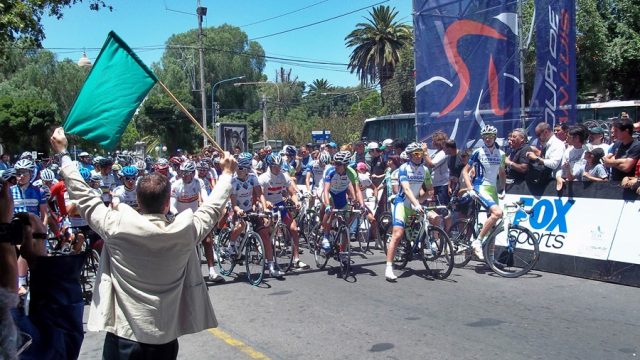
134, 159, 147, 179
170, 161, 223, 282
281, 145, 300, 178
228, 153, 282, 277
258, 154, 310, 270
65, 168, 102, 253
305, 151, 331, 207
385, 143, 434, 281
153, 158, 171, 178
461, 124, 507, 260
196, 160, 216, 195
112, 166, 139, 211
93, 157, 116, 205
320, 151, 362, 266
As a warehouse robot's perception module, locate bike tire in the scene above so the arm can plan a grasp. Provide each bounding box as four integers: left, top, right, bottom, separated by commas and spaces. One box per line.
448, 219, 474, 268
484, 224, 540, 278
273, 223, 294, 273
311, 223, 329, 269
393, 234, 411, 270
215, 228, 235, 276
336, 226, 351, 279
357, 216, 372, 253
303, 211, 319, 250
421, 226, 454, 279
245, 232, 265, 286
378, 212, 393, 254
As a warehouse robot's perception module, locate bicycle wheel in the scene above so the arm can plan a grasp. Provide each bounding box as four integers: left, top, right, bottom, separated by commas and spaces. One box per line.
421, 226, 454, 279
393, 234, 411, 270
379, 212, 393, 253
336, 226, 351, 279
81, 249, 100, 304
485, 224, 540, 278
311, 223, 329, 269
273, 223, 294, 273
245, 232, 265, 286
448, 219, 474, 268
215, 228, 235, 276
303, 211, 319, 250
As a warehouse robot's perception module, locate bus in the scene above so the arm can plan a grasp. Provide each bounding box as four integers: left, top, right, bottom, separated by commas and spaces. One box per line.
361, 100, 640, 143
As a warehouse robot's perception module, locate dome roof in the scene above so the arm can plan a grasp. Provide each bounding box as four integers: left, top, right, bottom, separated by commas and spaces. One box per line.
77, 52, 92, 68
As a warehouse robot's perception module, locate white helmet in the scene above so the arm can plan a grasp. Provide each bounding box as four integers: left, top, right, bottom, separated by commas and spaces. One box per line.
14, 159, 36, 173
480, 124, 498, 136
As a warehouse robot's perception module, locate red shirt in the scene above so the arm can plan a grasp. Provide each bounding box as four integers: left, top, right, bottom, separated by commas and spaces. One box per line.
50, 180, 67, 216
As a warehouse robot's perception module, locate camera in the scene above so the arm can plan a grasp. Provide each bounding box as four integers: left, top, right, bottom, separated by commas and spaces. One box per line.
0, 212, 31, 245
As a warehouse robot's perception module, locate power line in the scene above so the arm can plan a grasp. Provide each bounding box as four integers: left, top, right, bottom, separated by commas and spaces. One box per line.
240, 0, 330, 27
248, 0, 390, 41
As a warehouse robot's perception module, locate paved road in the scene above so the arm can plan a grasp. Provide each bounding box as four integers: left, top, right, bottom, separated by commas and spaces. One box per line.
79, 246, 640, 360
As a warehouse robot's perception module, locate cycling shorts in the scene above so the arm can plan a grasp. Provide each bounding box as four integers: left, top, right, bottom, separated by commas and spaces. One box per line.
329, 191, 348, 210
272, 201, 293, 222
392, 202, 416, 228
474, 184, 499, 209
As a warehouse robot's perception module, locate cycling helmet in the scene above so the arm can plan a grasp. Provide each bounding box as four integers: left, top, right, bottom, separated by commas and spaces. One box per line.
90, 173, 103, 182
112, 163, 122, 172
382, 138, 394, 148
78, 151, 90, 158
238, 152, 253, 168
265, 154, 283, 167
283, 145, 297, 157
196, 160, 210, 170
404, 142, 423, 154
40, 169, 56, 182
318, 151, 331, 165
1, 168, 16, 182
98, 157, 113, 167
39, 184, 51, 202
14, 159, 36, 173
480, 124, 498, 136
93, 156, 103, 165
79, 168, 92, 181
332, 151, 351, 165
179, 161, 196, 173
169, 156, 183, 166
20, 151, 33, 160
32, 179, 43, 187
48, 163, 59, 172
400, 151, 409, 161
135, 160, 146, 171
155, 157, 169, 169
120, 166, 138, 178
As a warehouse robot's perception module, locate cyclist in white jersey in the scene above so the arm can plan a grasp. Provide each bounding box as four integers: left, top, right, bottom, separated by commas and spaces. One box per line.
385, 143, 437, 281
229, 153, 282, 277
462, 124, 506, 260
305, 151, 331, 205
112, 166, 139, 211
196, 160, 216, 195
258, 154, 310, 270
65, 168, 102, 253
171, 161, 223, 282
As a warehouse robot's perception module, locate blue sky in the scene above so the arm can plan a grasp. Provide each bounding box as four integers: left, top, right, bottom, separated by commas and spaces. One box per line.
41, 0, 412, 88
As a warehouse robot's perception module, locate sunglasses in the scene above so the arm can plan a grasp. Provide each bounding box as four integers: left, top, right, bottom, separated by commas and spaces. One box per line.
411, 151, 423, 157
16, 171, 31, 177
238, 166, 249, 171
124, 176, 136, 181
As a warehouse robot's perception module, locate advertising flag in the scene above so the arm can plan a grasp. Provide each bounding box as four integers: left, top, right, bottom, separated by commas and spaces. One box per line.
414, 0, 521, 147
64, 31, 158, 150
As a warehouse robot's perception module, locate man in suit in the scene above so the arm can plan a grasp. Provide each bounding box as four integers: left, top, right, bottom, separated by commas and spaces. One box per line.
50, 128, 237, 360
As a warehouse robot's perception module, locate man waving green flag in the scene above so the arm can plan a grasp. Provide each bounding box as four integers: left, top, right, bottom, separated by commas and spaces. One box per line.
64, 31, 157, 150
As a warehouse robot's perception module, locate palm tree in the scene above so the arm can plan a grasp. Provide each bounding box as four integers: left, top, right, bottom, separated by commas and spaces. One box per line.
307, 78, 332, 95
345, 5, 412, 96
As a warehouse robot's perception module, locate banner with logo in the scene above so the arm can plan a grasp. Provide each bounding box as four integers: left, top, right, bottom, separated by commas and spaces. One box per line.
413, 0, 522, 147
528, 0, 577, 128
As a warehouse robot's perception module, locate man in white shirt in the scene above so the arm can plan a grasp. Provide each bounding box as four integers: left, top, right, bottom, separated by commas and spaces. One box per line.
526, 122, 565, 176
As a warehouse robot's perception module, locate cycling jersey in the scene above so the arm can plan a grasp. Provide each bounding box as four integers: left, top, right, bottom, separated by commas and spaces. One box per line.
258, 170, 292, 205
394, 161, 431, 207
94, 171, 116, 204
197, 173, 215, 195
469, 145, 505, 187
231, 173, 259, 211
305, 160, 325, 189
11, 184, 45, 216
323, 167, 351, 208
65, 190, 88, 227
170, 178, 206, 213
113, 185, 139, 211
49, 180, 67, 216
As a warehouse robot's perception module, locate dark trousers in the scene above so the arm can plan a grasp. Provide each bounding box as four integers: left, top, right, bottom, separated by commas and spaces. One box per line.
103, 332, 179, 360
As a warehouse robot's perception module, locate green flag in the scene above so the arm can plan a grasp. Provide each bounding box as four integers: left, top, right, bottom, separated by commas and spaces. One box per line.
64, 31, 157, 150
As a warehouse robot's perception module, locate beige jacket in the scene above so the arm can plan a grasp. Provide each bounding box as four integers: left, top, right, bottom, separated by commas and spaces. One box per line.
61, 158, 231, 344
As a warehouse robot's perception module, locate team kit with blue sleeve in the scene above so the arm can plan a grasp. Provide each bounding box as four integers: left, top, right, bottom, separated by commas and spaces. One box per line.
323, 166, 351, 209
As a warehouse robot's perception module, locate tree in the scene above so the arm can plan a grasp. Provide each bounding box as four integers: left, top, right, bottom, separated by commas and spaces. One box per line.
345, 5, 412, 101
0, 92, 57, 152
0, 0, 112, 58
381, 44, 415, 114
307, 78, 332, 95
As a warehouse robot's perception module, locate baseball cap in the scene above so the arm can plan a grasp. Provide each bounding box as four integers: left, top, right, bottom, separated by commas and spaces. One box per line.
327, 142, 337, 148
356, 162, 369, 171
367, 142, 380, 151
588, 126, 604, 134
79, 151, 90, 157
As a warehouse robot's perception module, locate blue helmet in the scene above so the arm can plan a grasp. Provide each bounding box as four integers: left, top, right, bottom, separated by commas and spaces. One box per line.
120, 166, 138, 178
238, 152, 253, 168
79, 168, 92, 181
265, 154, 283, 167
283, 145, 297, 157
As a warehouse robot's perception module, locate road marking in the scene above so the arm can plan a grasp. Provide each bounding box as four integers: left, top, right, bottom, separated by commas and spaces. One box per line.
208, 328, 271, 360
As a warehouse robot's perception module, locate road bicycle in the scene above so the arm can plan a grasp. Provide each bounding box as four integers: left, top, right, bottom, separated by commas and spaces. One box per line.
310, 207, 361, 279
291, 192, 319, 250
390, 205, 454, 279
267, 204, 298, 273
348, 195, 379, 253
214, 212, 267, 286
448, 194, 540, 278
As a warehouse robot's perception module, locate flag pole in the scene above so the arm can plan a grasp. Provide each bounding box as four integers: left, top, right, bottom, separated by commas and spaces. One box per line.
157, 80, 225, 153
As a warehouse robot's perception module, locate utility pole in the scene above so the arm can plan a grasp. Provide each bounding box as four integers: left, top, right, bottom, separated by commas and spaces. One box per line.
197, 1, 208, 147
262, 94, 268, 144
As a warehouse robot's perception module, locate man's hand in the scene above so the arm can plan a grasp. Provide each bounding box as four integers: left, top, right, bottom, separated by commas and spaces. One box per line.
219, 151, 238, 175
50, 127, 68, 154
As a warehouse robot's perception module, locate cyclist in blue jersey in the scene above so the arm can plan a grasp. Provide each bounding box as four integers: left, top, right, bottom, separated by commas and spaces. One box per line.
462, 124, 506, 260
320, 151, 364, 266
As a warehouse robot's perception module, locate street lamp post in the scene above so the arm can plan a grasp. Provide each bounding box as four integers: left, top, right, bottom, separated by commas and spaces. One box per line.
211, 75, 245, 130
154, 144, 167, 158
234, 81, 280, 144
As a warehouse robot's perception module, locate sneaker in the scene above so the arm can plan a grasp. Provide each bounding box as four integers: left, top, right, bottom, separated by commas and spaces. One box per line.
385, 267, 397, 281
321, 237, 331, 253
208, 272, 225, 283
293, 260, 310, 270
269, 264, 284, 279
471, 240, 484, 261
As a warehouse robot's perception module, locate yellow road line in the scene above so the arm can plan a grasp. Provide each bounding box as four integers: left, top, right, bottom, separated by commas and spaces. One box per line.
207, 328, 271, 360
